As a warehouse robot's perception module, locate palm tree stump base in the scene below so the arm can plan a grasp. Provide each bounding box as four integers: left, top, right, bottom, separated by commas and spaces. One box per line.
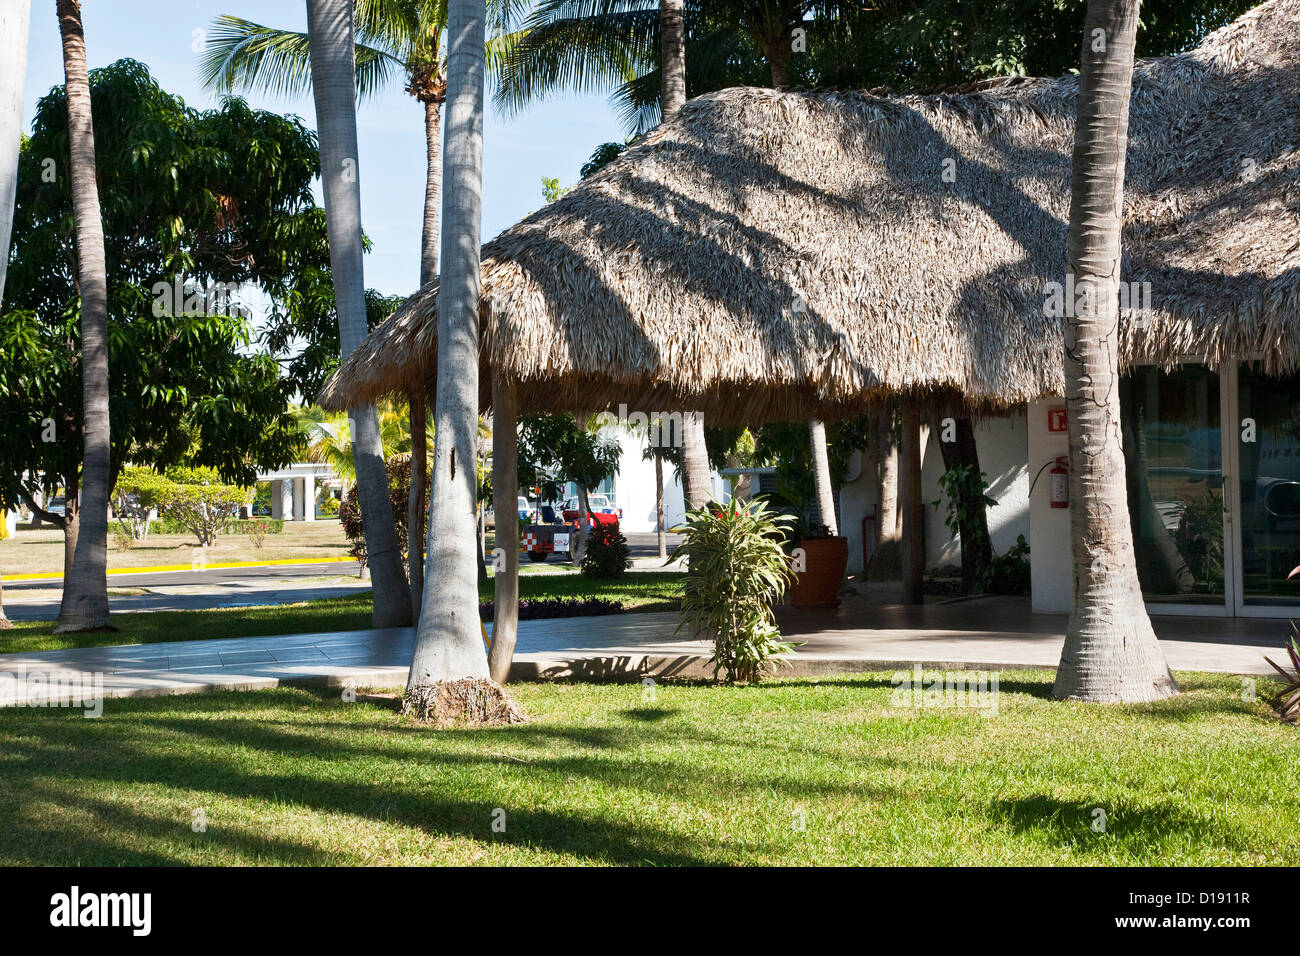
402, 677, 527, 727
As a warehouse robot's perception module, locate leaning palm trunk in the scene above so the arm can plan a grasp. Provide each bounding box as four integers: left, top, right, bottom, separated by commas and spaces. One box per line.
306, 0, 411, 627
809, 419, 837, 535
407, 0, 494, 691
0, 0, 30, 629
1053, 0, 1177, 703
54, 0, 111, 633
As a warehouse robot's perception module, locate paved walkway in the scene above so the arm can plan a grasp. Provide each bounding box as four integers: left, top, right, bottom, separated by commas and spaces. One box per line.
0, 596, 1286, 707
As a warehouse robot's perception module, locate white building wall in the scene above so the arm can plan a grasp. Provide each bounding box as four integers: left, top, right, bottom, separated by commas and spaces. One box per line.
839, 410, 1031, 575
600, 424, 724, 534
923, 411, 1030, 568
1027, 398, 1072, 613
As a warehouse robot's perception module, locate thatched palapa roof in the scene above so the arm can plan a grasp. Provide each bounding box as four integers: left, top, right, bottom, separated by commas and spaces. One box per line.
320, 0, 1300, 422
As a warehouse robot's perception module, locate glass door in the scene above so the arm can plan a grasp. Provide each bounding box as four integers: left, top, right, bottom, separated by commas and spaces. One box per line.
1119, 366, 1228, 610
1233, 366, 1300, 609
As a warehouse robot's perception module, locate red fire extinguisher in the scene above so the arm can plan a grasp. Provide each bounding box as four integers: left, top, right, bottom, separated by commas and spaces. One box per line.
1049, 456, 1069, 509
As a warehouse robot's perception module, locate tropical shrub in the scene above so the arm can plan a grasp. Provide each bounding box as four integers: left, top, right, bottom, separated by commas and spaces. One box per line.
1264, 565, 1300, 724
112, 466, 171, 540
245, 520, 271, 549
672, 497, 796, 683
155, 482, 249, 546
581, 522, 630, 578
340, 454, 426, 570
980, 534, 1031, 595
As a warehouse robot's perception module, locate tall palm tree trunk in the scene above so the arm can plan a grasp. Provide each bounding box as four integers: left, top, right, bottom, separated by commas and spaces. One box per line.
54, 0, 111, 633
408, 390, 427, 620
657, 0, 710, 512
306, 0, 411, 628
408, 96, 442, 622
0, 0, 30, 630
809, 419, 837, 535
486, 375, 519, 683
408, 0, 492, 689
1053, 0, 1177, 703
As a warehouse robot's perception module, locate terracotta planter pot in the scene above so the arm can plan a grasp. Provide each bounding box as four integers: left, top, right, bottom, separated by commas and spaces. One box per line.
789, 536, 849, 609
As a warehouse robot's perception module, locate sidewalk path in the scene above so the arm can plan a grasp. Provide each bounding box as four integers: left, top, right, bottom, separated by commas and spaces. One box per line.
0, 597, 1284, 706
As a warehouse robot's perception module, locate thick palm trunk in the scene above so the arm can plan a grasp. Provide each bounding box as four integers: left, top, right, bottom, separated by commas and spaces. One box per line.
809, 419, 837, 535
486, 375, 519, 683
0, 0, 29, 630
680, 413, 711, 509
408, 0, 492, 689
0, 0, 28, 305
654, 453, 666, 560
659, 0, 685, 113
938, 417, 992, 594
658, 0, 712, 514
306, 0, 411, 628
407, 86, 442, 623
868, 405, 901, 580
54, 0, 111, 633
1054, 0, 1177, 703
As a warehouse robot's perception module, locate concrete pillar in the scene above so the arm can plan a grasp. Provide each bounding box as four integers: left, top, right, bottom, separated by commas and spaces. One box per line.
1028, 399, 1071, 613
302, 475, 315, 520
270, 479, 285, 520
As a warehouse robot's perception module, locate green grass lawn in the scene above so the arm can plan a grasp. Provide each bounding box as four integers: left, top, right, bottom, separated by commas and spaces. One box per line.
0, 670, 1293, 865
0, 571, 685, 655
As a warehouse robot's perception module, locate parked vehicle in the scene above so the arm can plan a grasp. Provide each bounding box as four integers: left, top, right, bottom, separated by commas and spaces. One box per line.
561, 494, 621, 530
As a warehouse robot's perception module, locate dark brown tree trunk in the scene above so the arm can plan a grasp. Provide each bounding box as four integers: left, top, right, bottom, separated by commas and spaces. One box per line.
899, 403, 925, 604
938, 417, 993, 595
55, 0, 112, 633
868, 405, 901, 580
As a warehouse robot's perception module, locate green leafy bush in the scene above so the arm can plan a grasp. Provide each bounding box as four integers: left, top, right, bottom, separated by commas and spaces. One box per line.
155, 482, 250, 546
113, 466, 171, 540
146, 517, 282, 536
340, 454, 425, 570
672, 497, 796, 683
979, 534, 1031, 595
581, 522, 630, 578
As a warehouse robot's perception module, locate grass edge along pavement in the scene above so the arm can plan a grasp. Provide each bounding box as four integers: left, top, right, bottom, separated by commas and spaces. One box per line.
0, 571, 687, 654
0, 670, 1293, 865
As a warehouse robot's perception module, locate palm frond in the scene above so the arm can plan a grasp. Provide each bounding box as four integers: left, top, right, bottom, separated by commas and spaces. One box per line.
492, 1, 660, 115
198, 15, 404, 102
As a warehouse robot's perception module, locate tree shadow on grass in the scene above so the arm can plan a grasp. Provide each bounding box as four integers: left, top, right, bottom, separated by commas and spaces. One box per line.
989, 794, 1239, 856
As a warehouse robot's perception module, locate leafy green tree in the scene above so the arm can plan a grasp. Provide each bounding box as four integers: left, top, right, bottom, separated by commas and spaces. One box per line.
518, 414, 622, 561
0, 60, 327, 581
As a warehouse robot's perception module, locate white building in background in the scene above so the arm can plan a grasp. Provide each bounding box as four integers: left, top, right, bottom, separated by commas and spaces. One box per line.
255, 462, 340, 521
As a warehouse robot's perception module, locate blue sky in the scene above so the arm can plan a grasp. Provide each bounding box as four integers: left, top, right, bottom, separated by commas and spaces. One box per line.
20, 0, 626, 299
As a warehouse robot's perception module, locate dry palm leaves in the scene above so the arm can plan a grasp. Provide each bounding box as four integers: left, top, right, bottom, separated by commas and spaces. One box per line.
401, 677, 527, 728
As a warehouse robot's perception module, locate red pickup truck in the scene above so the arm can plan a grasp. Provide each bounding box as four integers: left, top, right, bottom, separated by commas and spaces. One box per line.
560, 494, 621, 530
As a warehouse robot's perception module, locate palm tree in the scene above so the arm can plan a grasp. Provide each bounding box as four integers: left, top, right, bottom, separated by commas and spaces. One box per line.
653, 0, 714, 511
304, 0, 412, 627
1053, 0, 1177, 703
203, 0, 517, 621
809, 419, 836, 534
0, 0, 30, 630
407, 0, 494, 692
52, 0, 112, 634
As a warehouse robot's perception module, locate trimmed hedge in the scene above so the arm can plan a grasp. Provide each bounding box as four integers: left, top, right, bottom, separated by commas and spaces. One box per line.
147, 517, 284, 536
478, 596, 624, 622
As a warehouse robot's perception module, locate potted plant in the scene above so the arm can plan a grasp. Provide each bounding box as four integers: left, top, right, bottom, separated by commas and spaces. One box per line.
787, 520, 849, 609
